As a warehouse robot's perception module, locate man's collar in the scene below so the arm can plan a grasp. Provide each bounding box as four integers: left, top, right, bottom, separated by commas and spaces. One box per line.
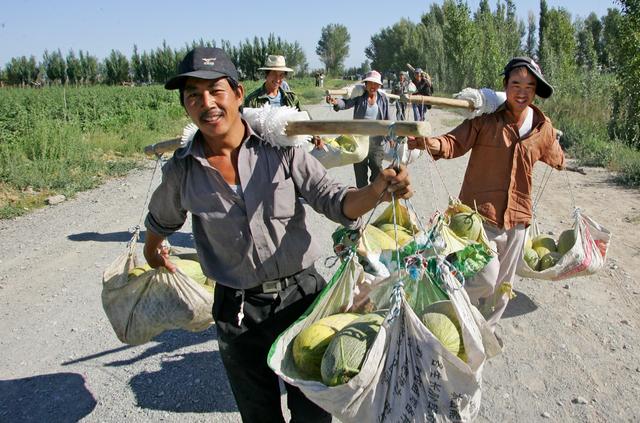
174, 117, 262, 160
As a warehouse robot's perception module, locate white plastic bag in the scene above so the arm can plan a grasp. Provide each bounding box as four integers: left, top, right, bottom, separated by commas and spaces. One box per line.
268, 253, 500, 422
101, 237, 214, 345
309, 135, 369, 169
517, 208, 611, 280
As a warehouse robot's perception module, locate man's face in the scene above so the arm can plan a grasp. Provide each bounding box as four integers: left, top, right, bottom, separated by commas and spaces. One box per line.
365, 81, 381, 95
182, 77, 244, 140
265, 70, 286, 92
504, 67, 537, 114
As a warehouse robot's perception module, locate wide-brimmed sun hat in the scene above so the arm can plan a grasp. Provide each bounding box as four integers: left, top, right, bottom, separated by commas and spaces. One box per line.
164, 47, 239, 90
362, 70, 382, 86
258, 55, 294, 72
502, 56, 554, 98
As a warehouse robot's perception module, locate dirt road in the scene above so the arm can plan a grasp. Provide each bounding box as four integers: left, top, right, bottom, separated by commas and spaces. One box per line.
1, 103, 639, 423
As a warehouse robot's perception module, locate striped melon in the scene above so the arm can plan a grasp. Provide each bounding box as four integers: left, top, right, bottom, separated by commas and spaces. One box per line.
320, 312, 385, 386
292, 313, 360, 380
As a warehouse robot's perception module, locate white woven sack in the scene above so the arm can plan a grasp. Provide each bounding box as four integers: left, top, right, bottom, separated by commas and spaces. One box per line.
102, 239, 214, 345
268, 254, 500, 422
309, 135, 369, 169
516, 208, 611, 281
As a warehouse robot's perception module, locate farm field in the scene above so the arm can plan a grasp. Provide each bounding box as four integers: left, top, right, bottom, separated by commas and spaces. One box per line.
0, 103, 639, 422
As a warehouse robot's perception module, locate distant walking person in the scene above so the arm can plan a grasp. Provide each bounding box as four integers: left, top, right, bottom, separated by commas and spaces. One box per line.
326, 70, 391, 187
391, 71, 416, 121
411, 68, 433, 122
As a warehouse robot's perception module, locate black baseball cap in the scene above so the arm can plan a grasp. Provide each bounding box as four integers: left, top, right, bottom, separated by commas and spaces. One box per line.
164, 47, 239, 90
502, 56, 554, 99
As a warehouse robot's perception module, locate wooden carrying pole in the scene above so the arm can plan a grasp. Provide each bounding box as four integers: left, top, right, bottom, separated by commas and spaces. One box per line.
144, 120, 431, 156
144, 138, 184, 156
325, 89, 474, 110
285, 120, 431, 137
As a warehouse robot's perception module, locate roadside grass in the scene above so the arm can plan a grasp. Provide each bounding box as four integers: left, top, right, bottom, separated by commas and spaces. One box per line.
2, 74, 637, 219
543, 71, 640, 187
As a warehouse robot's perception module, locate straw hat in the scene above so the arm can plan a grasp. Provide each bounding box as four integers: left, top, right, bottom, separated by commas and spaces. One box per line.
258, 55, 293, 72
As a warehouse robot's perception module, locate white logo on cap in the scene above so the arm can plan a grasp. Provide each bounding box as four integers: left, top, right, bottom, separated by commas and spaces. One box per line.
202, 57, 216, 66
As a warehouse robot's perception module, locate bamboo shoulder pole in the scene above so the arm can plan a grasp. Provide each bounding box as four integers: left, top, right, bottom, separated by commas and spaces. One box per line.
143, 138, 184, 156
286, 120, 431, 137
325, 89, 474, 110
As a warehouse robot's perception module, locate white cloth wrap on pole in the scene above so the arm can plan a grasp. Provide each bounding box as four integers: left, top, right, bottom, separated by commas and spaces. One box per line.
242, 105, 312, 148
453, 88, 507, 119
516, 208, 611, 280
268, 254, 501, 422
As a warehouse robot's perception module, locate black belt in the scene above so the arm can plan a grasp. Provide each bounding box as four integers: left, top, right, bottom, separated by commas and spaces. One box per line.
246, 277, 297, 294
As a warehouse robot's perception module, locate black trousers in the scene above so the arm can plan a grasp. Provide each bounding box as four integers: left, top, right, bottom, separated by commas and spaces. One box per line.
213, 266, 332, 423
353, 136, 385, 188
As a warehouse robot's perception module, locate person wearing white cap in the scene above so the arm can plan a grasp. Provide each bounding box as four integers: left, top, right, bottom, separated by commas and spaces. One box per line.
325, 70, 391, 188
408, 56, 565, 337
244, 54, 300, 109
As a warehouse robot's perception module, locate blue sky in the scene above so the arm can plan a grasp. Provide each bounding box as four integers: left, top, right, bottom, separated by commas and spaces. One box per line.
0, 0, 619, 70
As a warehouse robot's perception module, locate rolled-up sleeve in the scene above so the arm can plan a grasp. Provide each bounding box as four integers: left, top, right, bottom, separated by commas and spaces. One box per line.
289, 148, 362, 230
144, 159, 188, 237
540, 126, 565, 170
432, 118, 479, 160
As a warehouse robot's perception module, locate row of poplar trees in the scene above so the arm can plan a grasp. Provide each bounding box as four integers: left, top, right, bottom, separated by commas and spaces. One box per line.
1, 35, 309, 87
363, 0, 638, 147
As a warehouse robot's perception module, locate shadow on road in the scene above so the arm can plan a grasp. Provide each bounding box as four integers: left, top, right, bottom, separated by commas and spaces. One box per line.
62, 327, 217, 367
0, 373, 97, 422
67, 230, 195, 248
129, 349, 237, 414
502, 290, 538, 318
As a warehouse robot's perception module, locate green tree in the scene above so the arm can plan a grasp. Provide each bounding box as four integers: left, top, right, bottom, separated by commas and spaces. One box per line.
421, 5, 446, 91
316, 23, 350, 76
131, 45, 144, 83
609, 0, 640, 147
150, 41, 178, 84
66, 50, 82, 85
43, 49, 66, 84
600, 8, 624, 69
442, 0, 476, 90
79, 50, 98, 84
538, 7, 576, 85
538, 0, 549, 61
5, 56, 39, 86
526, 11, 538, 58
366, 19, 429, 76
103, 50, 130, 85
575, 19, 598, 70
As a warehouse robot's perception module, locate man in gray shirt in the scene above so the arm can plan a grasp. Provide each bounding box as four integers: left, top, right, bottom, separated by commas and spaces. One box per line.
143, 47, 412, 423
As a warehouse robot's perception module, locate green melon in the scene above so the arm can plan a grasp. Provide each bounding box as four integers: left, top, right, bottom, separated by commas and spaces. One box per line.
449, 212, 482, 241
557, 229, 576, 255
534, 246, 551, 259
523, 247, 540, 271
539, 252, 562, 271
171, 257, 214, 293
320, 312, 385, 386
531, 234, 557, 253
292, 313, 360, 380
421, 312, 463, 356
524, 236, 533, 250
